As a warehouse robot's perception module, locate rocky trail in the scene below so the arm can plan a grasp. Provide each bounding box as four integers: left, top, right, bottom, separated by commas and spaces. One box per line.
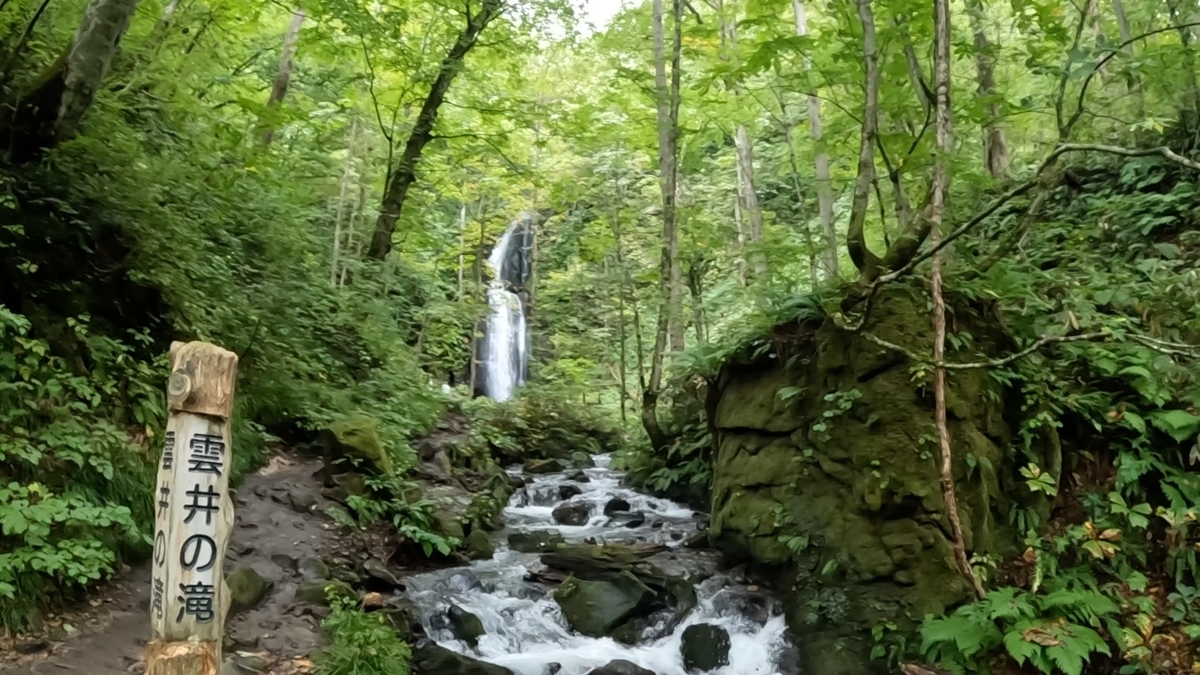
1, 453, 345, 675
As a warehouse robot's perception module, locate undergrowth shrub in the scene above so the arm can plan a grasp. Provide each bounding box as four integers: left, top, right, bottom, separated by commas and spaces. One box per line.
460, 382, 624, 464
316, 597, 412, 675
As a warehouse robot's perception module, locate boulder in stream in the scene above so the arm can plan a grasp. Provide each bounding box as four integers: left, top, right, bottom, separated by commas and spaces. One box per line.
587, 660, 657, 675
540, 542, 665, 579
413, 640, 516, 675
566, 470, 591, 483
603, 497, 631, 516
558, 484, 583, 500
552, 572, 656, 637
680, 623, 731, 671
607, 510, 646, 528
464, 529, 495, 560
570, 451, 595, 468
524, 458, 567, 474
447, 604, 486, 647
552, 502, 591, 526
508, 530, 565, 553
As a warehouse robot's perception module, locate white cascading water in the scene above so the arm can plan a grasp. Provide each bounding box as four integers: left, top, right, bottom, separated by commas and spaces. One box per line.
481, 220, 531, 401
403, 455, 796, 675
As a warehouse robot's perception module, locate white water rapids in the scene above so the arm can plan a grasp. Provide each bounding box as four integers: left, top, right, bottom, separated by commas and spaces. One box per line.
403, 455, 795, 675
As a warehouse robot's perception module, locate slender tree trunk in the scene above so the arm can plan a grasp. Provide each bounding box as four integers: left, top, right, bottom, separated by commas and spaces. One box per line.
793, 0, 838, 279
645, 0, 683, 451
339, 181, 367, 288
150, 0, 182, 43
776, 90, 819, 285
964, 0, 1010, 178
733, 158, 748, 286
719, 0, 766, 277
366, 0, 503, 261
330, 115, 359, 287
735, 125, 767, 276
2, 0, 141, 160
613, 252, 630, 424
847, 0, 883, 280
259, 9, 305, 147
930, 0, 986, 600
612, 178, 647, 402
457, 202, 467, 300
1168, 0, 1200, 122
1110, 0, 1143, 114
896, 18, 931, 117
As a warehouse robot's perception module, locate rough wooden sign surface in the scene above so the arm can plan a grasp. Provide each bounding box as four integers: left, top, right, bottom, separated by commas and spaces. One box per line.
147, 341, 238, 674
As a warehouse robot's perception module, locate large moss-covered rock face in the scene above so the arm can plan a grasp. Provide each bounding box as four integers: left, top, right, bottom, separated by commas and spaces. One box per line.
709, 287, 1023, 675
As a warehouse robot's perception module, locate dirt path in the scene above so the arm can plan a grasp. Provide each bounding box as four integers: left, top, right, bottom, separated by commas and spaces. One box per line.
3, 453, 340, 675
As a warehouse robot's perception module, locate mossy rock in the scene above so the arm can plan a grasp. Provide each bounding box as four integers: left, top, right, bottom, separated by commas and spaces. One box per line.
508, 530, 564, 553
322, 415, 393, 476
294, 579, 354, 606
226, 566, 270, 612
553, 573, 656, 638
708, 285, 1020, 667
464, 530, 495, 560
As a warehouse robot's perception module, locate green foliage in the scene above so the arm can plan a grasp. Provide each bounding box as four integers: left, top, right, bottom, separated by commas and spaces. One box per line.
921, 586, 1116, 675
461, 382, 624, 464
0, 308, 156, 629
343, 475, 460, 558
316, 597, 412, 675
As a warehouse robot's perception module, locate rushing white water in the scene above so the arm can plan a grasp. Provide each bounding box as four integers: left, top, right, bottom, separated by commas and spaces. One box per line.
481, 220, 532, 401
403, 455, 796, 675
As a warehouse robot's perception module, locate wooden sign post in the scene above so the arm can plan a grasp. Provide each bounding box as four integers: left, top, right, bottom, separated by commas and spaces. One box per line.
146, 341, 238, 675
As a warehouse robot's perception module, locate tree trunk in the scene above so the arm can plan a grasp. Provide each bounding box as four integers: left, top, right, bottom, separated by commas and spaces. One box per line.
149, 0, 182, 43
847, 0, 883, 281
793, 0, 838, 279
1168, 0, 1200, 123
964, 0, 1010, 178
719, 0, 766, 277
259, 9, 305, 147
329, 115, 359, 287
2, 0, 141, 160
366, 0, 504, 261
1110, 0, 1143, 114
644, 0, 683, 452
733, 157, 748, 286
456, 202, 467, 300
929, 0, 986, 600
735, 125, 767, 276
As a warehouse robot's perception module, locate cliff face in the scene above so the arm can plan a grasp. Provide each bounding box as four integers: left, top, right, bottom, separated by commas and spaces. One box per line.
708, 287, 1034, 674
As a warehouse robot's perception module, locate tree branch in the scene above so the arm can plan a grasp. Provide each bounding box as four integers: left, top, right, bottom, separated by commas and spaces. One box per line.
858, 330, 1111, 369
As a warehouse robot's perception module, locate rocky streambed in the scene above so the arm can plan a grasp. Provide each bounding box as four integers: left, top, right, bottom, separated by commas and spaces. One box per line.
404, 454, 796, 675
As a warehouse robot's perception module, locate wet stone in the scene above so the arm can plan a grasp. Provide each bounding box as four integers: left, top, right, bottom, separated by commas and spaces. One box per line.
447, 604, 486, 647
558, 484, 583, 501
298, 557, 330, 581
604, 498, 631, 516
608, 511, 646, 528
588, 659, 658, 675
363, 558, 405, 590
680, 623, 731, 672
552, 502, 591, 526
508, 530, 566, 553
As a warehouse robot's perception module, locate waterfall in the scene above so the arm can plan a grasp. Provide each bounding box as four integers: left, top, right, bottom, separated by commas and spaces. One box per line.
480, 217, 533, 401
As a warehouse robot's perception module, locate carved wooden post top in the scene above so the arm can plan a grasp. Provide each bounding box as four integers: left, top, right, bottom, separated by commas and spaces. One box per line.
168, 341, 238, 419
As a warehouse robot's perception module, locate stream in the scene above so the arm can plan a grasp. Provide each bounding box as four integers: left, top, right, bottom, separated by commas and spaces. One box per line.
403, 455, 795, 675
